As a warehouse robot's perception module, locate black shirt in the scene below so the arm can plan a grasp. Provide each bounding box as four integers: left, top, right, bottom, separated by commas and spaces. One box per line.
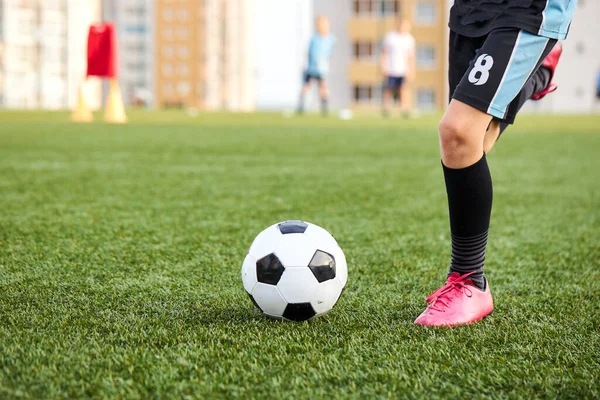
449, 0, 577, 40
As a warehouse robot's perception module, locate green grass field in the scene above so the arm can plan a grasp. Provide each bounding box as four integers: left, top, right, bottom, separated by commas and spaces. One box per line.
1, 111, 599, 399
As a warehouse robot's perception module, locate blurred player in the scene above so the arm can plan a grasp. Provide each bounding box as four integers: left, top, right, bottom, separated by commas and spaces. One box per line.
381, 19, 415, 117
414, 0, 577, 327
596, 67, 600, 104
297, 16, 336, 116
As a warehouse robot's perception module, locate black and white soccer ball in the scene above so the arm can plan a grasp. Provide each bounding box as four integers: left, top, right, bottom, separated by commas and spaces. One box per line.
241, 220, 347, 321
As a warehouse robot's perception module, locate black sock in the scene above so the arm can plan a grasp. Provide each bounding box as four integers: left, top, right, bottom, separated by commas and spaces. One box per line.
499, 66, 552, 134
321, 98, 328, 115
442, 154, 493, 290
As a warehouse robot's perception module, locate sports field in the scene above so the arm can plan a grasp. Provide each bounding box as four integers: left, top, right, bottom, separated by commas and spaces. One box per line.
1, 111, 598, 399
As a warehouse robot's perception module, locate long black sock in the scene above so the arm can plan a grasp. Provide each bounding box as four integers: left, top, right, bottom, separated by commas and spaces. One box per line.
498, 66, 551, 134
442, 154, 493, 290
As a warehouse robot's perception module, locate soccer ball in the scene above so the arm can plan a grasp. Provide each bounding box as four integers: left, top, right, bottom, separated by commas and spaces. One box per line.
241, 220, 347, 321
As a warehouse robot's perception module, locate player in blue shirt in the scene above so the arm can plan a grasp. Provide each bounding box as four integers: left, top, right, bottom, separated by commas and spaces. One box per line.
596, 67, 600, 102
297, 17, 336, 115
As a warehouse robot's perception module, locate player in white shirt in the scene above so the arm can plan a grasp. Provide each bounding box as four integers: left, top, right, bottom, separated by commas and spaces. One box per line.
381, 19, 416, 117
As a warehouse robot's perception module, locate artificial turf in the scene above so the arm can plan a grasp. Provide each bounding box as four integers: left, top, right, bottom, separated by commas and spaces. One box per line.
0, 110, 598, 399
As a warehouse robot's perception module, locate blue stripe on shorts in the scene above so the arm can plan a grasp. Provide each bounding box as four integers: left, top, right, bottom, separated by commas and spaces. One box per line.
487, 31, 549, 120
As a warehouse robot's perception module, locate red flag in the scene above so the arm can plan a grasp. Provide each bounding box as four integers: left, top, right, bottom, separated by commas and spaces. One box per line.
86, 23, 118, 78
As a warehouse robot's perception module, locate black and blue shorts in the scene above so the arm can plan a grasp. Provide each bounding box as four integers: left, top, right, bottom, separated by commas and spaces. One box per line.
449, 28, 556, 124
304, 72, 323, 84
385, 76, 405, 91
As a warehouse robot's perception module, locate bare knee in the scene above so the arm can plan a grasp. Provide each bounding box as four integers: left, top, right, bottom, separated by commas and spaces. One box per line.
438, 100, 492, 167
319, 84, 328, 98
439, 114, 473, 154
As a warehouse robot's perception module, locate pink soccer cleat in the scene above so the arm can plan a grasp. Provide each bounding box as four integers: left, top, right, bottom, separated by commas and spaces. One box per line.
414, 272, 494, 327
531, 42, 563, 100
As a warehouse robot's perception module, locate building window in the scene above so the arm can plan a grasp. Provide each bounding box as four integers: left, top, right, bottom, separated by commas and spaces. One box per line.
177, 64, 190, 76
125, 43, 146, 55
125, 6, 144, 18
162, 45, 175, 58
353, 85, 382, 103
124, 24, 147, 34
381, 0, 399, 16
162, 27, 174, 39
353, 0, 374, 16
178, 81, 191, 95
416, 45, 436, 69
177, 8, 189, 21
126, 62, 145, 72
353, 0, 399, 16
417, 88, 435, 110
177, 46, 189, 59
353, 41, 375, 61
176, 27, 189, 39
163, 83, 174, 95
162, 64, 174, 77
163, 7, 174, 21
415, 2, 436, 25
354, 85, 370, 102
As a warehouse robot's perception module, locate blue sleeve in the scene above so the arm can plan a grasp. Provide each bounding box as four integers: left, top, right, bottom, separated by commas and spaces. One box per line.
309, 37, 318, 51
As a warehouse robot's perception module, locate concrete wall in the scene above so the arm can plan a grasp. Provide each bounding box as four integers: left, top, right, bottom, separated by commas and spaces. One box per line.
0, 0, 101, 109
522, 1, 600, 114
254, 0, 313, 110
347, 0, 448, 110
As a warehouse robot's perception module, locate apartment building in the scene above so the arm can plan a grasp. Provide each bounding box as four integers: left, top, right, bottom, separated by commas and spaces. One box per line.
0, 0, 101, 109
154, 0, 255, 111
102, 0, 155, 106
346, 0, 448, 110
154, 0, 201, 108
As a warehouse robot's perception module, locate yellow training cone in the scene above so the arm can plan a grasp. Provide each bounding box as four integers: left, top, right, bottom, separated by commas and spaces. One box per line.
104, 79, 127, 123
72, 83, 93, 123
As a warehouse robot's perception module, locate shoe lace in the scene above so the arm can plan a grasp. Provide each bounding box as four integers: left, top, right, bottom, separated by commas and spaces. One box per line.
425, 272, 475, 312
539, 83, 558, 96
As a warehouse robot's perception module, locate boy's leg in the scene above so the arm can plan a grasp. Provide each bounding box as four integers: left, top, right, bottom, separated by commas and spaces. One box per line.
445, 28, 555, 285
382, 89, 393, 116
382, 77, 394, 116
416, 28, 556, 327
484, 121, 503, 153
399, 79, 411, 116
297, 73, 312, 114
440, 101, 491, 168
318, 79, 329, 115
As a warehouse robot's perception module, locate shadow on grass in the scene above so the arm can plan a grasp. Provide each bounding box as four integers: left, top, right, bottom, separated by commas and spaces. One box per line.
188, 302, 273, 326
184, 287, 426, 329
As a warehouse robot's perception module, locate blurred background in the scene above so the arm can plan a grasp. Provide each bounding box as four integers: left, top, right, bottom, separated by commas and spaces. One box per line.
0, 0, 597, 114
